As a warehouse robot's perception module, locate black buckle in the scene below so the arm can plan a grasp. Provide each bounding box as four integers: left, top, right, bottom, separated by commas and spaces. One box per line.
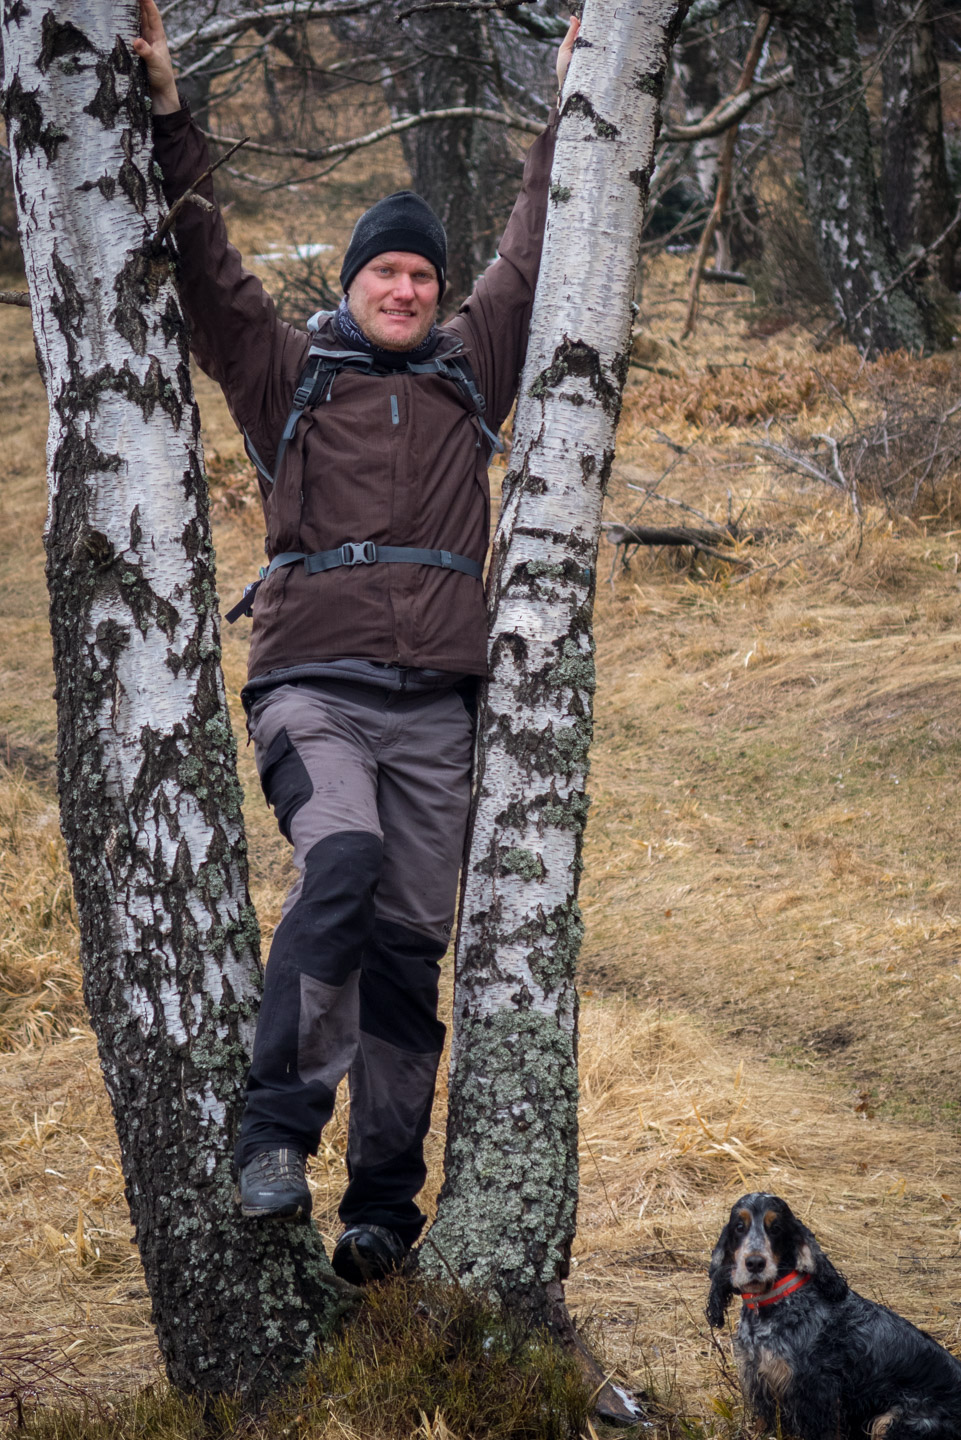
341, 541, 377, 566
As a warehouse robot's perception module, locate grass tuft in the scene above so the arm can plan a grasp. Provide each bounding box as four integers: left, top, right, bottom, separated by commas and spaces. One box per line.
8, 1279, 591, 1440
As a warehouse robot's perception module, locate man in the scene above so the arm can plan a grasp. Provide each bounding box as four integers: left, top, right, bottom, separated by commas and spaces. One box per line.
135, 0, 577, 1286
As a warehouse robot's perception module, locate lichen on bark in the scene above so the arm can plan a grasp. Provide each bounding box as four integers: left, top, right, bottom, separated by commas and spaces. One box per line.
424, 0, 689, 1348
3, 0, 344, 1397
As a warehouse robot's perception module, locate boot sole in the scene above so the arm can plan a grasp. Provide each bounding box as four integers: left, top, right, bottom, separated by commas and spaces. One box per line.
240, 1203, 311, 1221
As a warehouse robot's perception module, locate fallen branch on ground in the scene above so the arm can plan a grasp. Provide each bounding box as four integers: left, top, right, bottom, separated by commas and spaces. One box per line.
603, 522, 754, 567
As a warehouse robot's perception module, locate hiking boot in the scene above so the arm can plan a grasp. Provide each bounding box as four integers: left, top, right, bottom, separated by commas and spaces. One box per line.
331, 1224, 407, 1284
238, 1147, 311, 1220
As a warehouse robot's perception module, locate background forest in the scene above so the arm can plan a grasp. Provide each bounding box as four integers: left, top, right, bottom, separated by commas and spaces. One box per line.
2, 0, 961, 1434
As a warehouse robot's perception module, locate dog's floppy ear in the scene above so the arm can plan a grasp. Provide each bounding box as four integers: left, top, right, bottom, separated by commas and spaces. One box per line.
792, 1218, 848, 1303
706, 1237, 735, 1327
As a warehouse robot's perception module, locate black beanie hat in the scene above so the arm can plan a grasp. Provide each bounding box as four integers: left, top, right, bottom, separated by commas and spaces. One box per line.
340, 190, 447, 295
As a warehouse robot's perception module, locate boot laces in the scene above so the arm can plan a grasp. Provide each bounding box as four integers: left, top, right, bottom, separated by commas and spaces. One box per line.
251, 1148, 304, 1185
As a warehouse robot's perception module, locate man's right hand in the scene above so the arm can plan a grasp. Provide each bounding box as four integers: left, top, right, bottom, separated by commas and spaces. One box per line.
133, 0, 181, 115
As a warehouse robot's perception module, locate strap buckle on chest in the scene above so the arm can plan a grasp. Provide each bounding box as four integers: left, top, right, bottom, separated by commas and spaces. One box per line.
340, 541, 377, 566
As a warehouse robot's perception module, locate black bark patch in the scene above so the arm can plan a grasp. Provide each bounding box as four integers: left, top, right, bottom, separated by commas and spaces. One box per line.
627, 168, 649, 202
528, 336, 619, 417
77, 174, 118, 200
564, 92, 619, 140
3, 74, 68, 161
38, 15, 94, 74
632, 70, 662, 97
54, 427, 122, 483
118, 129, 147, 214
112, 249, 173, 356
84, 54, 124, 129
51, 251, 86, 355
82, 530, 117, 570
160, 294, 185, 347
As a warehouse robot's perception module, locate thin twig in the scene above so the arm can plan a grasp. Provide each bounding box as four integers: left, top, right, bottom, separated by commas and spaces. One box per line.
681, 11, 770, 340
202, 105, 541, 166
397, 0, 519, 15
167, 0, 381, 53
154, 137, 249, 243
754, 439, 843, 490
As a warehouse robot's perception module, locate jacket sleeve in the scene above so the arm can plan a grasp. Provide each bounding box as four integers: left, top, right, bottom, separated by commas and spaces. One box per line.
445, 112, 558, 433
151, 105, 310, 477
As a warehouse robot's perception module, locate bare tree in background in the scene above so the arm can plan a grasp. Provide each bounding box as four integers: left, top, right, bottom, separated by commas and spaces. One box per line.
767, 0, 935, 353
875, 0, 958, 287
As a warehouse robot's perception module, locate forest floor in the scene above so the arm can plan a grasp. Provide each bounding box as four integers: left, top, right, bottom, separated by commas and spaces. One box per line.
2, 182, 961, 1434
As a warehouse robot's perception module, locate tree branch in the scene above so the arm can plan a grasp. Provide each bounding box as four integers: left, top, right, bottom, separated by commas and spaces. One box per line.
603, 521, 753, 566
153, 137, 248, 243
203, 105, 542, 163
167, 0, 382, 53
660, 68, 791, 143
0, 290, 31, 308
397, 0, 514, 16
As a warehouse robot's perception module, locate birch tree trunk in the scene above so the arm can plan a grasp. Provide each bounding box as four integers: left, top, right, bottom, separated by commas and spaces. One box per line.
769, 0, 935, 354
875, 0, 957, 287
2, 0, 344, 1398
425, 0, 687, 1331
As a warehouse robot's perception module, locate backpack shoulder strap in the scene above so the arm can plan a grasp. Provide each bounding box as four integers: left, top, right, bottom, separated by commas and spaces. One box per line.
243, 343, 373, 488
407, 350, 504, 463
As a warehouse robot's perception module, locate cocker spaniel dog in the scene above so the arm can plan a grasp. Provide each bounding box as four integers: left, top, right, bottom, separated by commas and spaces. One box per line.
707, 1193, 961, 1439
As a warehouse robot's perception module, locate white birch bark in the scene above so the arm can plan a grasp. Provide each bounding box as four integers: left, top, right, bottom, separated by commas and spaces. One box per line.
425, 0, 687, 1335
769, 0, 935, 354
2, 0, 343, 1396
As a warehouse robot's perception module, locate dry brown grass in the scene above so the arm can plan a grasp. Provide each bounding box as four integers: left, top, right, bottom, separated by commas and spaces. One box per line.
0, 767, 82, 1048
2, 213, 961, 1432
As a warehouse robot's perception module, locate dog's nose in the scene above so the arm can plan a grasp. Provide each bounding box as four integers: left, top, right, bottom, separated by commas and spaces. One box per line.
745, 1253, 767, 1274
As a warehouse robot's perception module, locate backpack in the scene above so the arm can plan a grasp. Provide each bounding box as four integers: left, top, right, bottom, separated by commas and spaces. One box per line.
225, 314, 498, 624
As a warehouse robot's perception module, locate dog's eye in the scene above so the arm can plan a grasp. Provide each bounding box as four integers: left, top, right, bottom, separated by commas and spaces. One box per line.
733, 1218, 747, 1234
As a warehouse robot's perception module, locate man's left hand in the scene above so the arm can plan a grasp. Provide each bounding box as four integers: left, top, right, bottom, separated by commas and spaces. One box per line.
556, 16, 580, 97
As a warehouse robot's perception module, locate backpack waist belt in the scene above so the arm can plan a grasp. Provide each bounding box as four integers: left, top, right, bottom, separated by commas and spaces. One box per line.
225, 541, 483, 624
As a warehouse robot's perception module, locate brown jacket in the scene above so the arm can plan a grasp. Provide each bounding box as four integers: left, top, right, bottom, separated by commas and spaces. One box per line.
152, 109, 557, 680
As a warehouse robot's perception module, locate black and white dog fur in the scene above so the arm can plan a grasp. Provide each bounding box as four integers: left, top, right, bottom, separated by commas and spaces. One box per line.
707, 1193, 961, 1439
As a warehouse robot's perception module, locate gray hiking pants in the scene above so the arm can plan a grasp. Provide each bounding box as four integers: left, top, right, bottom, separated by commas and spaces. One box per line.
235, 679, 473, 1244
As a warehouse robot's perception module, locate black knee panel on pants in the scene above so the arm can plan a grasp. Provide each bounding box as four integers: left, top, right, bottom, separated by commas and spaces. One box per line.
270, 830, 384, 987
259, 727, 313, 841
360, 918, 447, 1054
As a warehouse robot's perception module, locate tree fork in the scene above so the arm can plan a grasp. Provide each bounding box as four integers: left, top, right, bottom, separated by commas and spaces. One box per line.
423, 0, 688, 1416
2, 0, 346, 1397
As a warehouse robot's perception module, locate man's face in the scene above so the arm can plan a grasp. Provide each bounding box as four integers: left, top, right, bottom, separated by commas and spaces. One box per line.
347, 252, 440, 351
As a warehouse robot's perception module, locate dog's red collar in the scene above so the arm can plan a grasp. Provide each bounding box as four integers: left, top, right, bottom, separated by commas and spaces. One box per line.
740, 1270, 812, 1310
